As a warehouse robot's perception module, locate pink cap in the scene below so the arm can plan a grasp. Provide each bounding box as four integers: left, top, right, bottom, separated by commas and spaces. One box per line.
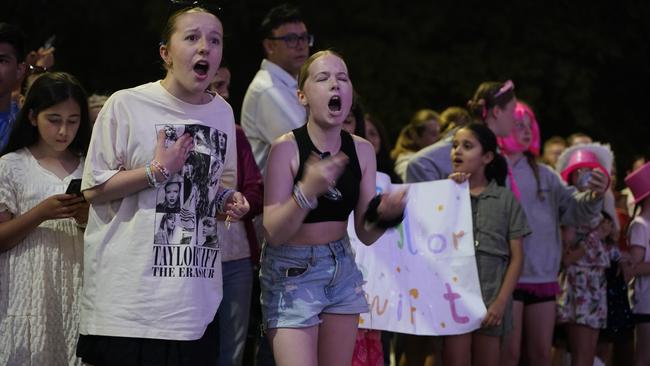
497, 102, 540, 156
625, 162, 650, 205
560, 149, 610, 187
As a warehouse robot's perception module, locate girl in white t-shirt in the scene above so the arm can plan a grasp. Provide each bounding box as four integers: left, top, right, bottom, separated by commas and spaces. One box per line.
76, 7, 249, 366
0, 72, 91, 365
624, 162, 650, 366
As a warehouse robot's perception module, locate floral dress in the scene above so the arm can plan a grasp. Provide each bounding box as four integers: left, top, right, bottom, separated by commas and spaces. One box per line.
556, 231, 618, 329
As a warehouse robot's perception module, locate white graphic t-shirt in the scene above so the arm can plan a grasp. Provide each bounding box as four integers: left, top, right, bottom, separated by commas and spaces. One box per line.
80, 81, 237, 340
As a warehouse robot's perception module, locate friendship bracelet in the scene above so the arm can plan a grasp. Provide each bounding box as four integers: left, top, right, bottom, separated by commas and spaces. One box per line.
216, 188, 235, 214
145, 162, 160, 188
292, 183, 318, 210
145, 162, 154, 187
151, 159, 171, 181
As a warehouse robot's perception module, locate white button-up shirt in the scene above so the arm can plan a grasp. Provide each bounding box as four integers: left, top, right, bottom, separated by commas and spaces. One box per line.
241, 59, 307, 173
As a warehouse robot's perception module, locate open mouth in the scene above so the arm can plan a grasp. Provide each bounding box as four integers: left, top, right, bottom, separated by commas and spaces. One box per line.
328, 95, 341, 112
194, 61, 209, 76
452, 157, 463, 165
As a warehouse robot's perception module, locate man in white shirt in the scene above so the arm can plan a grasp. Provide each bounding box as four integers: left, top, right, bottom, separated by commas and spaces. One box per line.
241, 4, 312, 173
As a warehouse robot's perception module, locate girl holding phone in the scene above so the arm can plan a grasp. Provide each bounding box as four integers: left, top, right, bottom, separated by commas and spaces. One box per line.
0, 72, 90, 365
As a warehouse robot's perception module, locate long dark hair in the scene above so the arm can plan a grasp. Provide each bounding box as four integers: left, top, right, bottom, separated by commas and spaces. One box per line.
2, 72, 91, 157
461, 123, 508, 186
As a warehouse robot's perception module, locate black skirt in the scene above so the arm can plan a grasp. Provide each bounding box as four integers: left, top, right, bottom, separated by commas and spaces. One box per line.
76, 316, 219, 366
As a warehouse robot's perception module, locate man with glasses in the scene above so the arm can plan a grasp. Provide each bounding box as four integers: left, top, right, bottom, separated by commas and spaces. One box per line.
241, 4, 312, 173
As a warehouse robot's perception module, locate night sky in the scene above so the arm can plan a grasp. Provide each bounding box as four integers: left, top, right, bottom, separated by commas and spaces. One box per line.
4, 0, 650, 181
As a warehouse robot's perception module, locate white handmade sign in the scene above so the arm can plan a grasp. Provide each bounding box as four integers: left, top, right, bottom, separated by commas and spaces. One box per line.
349, 173, 487, 335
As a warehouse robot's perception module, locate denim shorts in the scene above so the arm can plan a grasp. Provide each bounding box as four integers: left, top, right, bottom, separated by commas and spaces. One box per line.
259, 236, 369, 330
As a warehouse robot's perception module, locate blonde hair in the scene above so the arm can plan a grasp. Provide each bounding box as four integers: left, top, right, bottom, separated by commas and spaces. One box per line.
439, 106, 472, 135
390, 109, 440, 160
297, 50, 345, 91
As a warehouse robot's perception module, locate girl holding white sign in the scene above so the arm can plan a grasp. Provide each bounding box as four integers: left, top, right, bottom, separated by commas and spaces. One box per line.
261, 50, 407, 366
446, 123, 530, 366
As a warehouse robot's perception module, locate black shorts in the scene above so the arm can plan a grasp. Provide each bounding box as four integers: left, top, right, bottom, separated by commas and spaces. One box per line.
634, 313, 650, 324
513, 288, 556, 306
76, 317, 219, 366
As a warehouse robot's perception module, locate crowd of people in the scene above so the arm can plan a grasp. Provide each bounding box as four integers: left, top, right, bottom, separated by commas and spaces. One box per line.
1, 3, 650, 366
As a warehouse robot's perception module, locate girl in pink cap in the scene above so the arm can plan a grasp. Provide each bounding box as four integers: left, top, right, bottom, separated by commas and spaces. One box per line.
498, 102, 609, 366
555, 142, 621, 366
623, 162, 650, 365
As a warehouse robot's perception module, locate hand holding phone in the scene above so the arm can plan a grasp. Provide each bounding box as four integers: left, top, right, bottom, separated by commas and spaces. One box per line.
65, 179, 83, 197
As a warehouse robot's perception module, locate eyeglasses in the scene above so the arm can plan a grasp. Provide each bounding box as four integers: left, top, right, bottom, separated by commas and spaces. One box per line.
267, 33, 314, 48
493, 80, 515, 98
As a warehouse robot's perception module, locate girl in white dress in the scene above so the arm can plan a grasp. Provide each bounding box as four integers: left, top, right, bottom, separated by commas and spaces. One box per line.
0, 72, 91, 365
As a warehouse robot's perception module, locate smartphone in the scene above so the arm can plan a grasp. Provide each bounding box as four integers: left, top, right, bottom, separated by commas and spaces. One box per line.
43, 35, 56, 49
577, 170, 592, 191
65, 179, 82, 197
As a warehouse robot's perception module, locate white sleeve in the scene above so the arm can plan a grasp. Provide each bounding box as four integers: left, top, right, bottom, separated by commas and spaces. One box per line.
81, 94, 129, 191
629, 219, 649, 249
0, 158, 17, 214
220, 115, 237, 190
255, 88, 303, 144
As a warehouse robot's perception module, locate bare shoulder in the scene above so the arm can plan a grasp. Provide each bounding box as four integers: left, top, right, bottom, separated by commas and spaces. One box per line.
351, 135, 374, 157
268, 132, 300, 174
351, 135, 376, 172
270, 132, 298, 154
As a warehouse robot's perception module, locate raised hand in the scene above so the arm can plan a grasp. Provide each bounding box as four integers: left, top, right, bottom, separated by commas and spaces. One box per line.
26, 46, 56, 69
300, 152, 349, 199
587, 169, 608, 198
377, 189, 408, 221
153, 129, 194, 176
449, 172, 471, 184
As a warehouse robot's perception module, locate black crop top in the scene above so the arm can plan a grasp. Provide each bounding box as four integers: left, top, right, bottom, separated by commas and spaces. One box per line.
293, 124, 362, 223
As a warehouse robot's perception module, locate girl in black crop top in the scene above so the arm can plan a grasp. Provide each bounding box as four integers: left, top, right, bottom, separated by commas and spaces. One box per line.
261, 50, 407, 366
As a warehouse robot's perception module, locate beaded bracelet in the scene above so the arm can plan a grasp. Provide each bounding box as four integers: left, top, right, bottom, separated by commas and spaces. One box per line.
145, 162, 159, 188
215, 188, 235, 214
292, 183, 318, 210
151, 159, 170, 181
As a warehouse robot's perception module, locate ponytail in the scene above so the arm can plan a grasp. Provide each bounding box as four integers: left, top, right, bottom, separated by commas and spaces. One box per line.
466, 98, 488, 122
467, 81, 516, 122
